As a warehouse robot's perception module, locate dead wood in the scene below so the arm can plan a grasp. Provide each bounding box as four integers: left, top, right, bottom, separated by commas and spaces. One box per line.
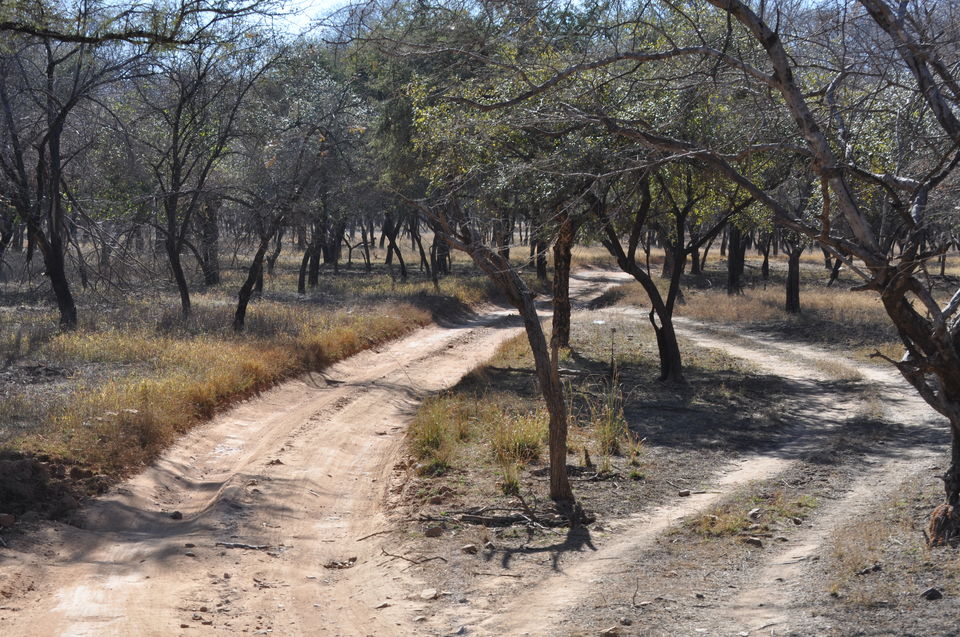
215, 541, 270, 550
379, 548, 448, 565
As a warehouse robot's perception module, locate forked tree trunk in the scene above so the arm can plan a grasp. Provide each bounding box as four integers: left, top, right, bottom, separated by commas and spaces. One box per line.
760, 236, 771, 280
485, 257, 572, 502
827, 257, 843, 287
266, 226, 283, 274
421, 202, 573, 503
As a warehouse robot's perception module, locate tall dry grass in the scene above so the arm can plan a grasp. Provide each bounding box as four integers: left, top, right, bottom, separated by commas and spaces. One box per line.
1, 254, 496, 475
25, 302, 431, 472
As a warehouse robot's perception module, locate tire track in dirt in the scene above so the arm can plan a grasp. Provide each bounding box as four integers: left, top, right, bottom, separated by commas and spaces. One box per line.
470, 304, 946, 636
0, 274, 624, 637
668, 320, 947, 636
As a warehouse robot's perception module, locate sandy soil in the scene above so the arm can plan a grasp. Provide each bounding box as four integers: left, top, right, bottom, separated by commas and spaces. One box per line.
0, 269, 950, 637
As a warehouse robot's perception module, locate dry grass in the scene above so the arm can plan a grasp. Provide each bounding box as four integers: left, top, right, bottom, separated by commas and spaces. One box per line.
407, 391, 547, 477
823, 475, 959, 607
828, 516, 897, 602
23, 302, 431, 472
613, 273, 900, 353
809, 357, 865, 381
0, 244, 495, 477
686, 487, 817, 538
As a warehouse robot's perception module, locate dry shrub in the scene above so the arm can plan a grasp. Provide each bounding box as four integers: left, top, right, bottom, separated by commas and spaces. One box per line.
408, 394, 499, 475
583, 380, 628, 456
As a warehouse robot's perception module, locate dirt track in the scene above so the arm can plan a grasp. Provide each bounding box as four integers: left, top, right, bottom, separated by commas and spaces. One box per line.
0, 300, 536, 635
0, 270, 949, 636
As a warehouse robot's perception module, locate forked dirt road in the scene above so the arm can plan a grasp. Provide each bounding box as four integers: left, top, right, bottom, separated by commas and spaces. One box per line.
0, 272, 628, 637
0, 270, 948, 637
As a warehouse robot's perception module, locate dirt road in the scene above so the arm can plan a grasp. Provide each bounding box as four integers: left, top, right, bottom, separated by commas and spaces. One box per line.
0, 271, 948, 637
463, 305, 946, 636
0, 274, 625, 636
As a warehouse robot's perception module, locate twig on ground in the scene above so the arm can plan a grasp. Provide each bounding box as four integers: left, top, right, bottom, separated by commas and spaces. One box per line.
216, 542, 270, 550
380, 548, 448, 565
356, 529, 393, 542
472, 571, 522, 578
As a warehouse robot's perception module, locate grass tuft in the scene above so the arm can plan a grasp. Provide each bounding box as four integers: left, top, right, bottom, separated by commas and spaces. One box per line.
687, 488, 817, 538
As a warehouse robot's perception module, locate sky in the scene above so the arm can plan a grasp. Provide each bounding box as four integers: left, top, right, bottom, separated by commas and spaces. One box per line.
276, 0, 355, 34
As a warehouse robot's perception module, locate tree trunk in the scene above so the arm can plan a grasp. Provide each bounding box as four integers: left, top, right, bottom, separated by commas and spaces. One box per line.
467, 247, 572, 502
166, 237, 192, 319
827, 257, 843, 287
31, 224, 77, 329
266, 226, 283, 274
360, 220, 372, 272
760, 236, 771, 280
308, 236, 321, 288
422, 200, 573, 503
651, 310, 683, 383
785, 248, 802, 313
661, 237, 675, 279
726, 225, 746, 295
234, 231, 274, 332
197, 198, 220, 285
535, 239, 548, 281
551, 212, 575, 350
297, 247, 310, 295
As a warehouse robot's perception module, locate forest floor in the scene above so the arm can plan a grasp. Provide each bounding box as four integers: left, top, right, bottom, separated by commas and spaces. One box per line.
0, 267, 954, 636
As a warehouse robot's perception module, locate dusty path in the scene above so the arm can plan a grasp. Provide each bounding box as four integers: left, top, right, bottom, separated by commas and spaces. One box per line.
672, 320, 946, 636
0, 273, 620, 637
467, 299, 946, 636
0, 271, 948, 637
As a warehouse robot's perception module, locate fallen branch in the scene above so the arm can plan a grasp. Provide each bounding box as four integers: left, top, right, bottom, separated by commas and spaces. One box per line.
380, 548, 448, 565
216, 542, 270, 551
459, 513, 530, 526
356, 529, 393, 542
472, 571, 522, 578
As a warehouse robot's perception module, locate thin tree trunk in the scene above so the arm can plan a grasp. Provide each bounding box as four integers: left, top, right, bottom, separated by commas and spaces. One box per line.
266, 226, 283, 274
785, 248, 802, 313
297, 247, 310, 295
551, 212, 575, 349
535, 239, 548, 281
234, 230, 276, 332
726, 225, 746, 295
166, 237, 192, 319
